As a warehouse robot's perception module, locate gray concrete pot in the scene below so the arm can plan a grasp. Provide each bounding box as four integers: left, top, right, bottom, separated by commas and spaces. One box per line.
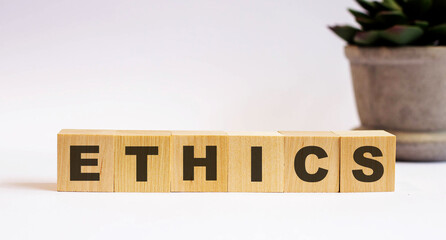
345, 46, 446, 161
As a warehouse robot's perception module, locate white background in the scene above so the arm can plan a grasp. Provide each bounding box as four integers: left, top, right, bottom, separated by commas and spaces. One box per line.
1, 0, 445, 239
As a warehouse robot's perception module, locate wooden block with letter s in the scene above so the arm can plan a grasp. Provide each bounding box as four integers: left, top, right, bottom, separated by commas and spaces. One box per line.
170, 131, 229, 192
227, 132, 284, 192
57, 129, 115, 192
334, 130, 396, 192
280, 131, 340, 192
114, 130, 171, 192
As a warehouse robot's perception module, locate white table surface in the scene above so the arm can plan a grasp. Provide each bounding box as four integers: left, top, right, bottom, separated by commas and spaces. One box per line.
1, 149, 445, 240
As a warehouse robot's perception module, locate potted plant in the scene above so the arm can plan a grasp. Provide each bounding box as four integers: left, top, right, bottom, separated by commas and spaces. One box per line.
330, 0, 446, 161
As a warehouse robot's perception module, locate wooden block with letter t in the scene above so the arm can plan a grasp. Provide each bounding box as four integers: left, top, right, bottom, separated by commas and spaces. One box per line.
114, 130, 171, 192
279, 131, 340, 192
170, 131, 228, 192
227, 132, 284, 192
334, 130, 396, 192
57, 129, 115, 192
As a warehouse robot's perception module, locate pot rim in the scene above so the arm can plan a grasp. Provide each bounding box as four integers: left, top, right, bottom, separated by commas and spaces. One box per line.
345, 45, 446, 64
345, 45, 446, 49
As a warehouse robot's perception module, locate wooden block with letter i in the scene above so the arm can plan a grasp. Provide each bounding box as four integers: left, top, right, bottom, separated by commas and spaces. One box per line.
279, 131, 340, 192
227, 132, 284, 192
114, 130, 171, 192
57, 129, 115, 192
171, 131, 228, 192
334, 130, 396, 192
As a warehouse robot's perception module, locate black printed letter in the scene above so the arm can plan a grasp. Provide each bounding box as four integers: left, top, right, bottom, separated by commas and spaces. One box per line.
125, 146, 159, 182
70, 145, 100, 181
251, 146, 262, 182
183, 146, 217, 181
353, 146, 384, 182
294, 146, 329, 182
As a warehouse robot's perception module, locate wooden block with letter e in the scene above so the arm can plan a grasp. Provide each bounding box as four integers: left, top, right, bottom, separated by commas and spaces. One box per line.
279, 131, 340, 192
114, 130, 171, 192
171, 131, 228, 192
57, 129, 115, 192
227, 132, 284, 192
334, 130, 396, 192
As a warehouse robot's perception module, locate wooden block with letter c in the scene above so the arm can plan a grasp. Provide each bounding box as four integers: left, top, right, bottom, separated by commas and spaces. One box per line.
279, 131, 340, 192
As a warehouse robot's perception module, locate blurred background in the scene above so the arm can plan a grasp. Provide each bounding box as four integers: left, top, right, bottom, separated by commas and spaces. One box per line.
1, 0, 358, 158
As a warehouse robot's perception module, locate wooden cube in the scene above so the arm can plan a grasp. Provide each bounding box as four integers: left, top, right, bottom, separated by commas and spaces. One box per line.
114, 130, 171, 192
227, 132, 284, 192
170, 131, 228, 192
334, 130, 396, 192
279, 131, 340, 192
57, 129, 115, 192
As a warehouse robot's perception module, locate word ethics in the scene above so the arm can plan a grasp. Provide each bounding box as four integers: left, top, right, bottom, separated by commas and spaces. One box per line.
57, 129, 395, 193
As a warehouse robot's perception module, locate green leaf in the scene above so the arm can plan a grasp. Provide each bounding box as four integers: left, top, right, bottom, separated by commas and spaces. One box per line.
431, 0, 446, 11
355, 16, 379, 30
349, 8, 370, 19
356, 0, 379, 13
373, 1, 390, 11
375, 11, 407, 26
380, 25, 423, 45
414, 20, 429, 29
329, 25, 360, 43
402, 0, 432, 18
428, 24, 446, 38
429, 0, 446, 24
382, 0, 403, 11
354, 30, 380, 45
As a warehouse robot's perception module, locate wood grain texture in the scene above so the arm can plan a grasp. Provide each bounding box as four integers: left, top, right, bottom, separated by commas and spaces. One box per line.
280, 131, 340, 192
170, 131, 228, 192
114, 130, 171, 192
57, 129, 115, 192
227, 132, 284, 192
334, 130, 396, 192
57, 129, 395, 193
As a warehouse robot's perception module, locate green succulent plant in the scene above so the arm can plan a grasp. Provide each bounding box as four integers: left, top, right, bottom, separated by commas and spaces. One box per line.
329, 0, 446, 46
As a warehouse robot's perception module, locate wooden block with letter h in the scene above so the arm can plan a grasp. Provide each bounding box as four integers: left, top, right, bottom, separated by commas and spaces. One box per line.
227, 132, 284, 192
280, 131, 340, 192
170, 131, 228, 192
334, 130, 396, 192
